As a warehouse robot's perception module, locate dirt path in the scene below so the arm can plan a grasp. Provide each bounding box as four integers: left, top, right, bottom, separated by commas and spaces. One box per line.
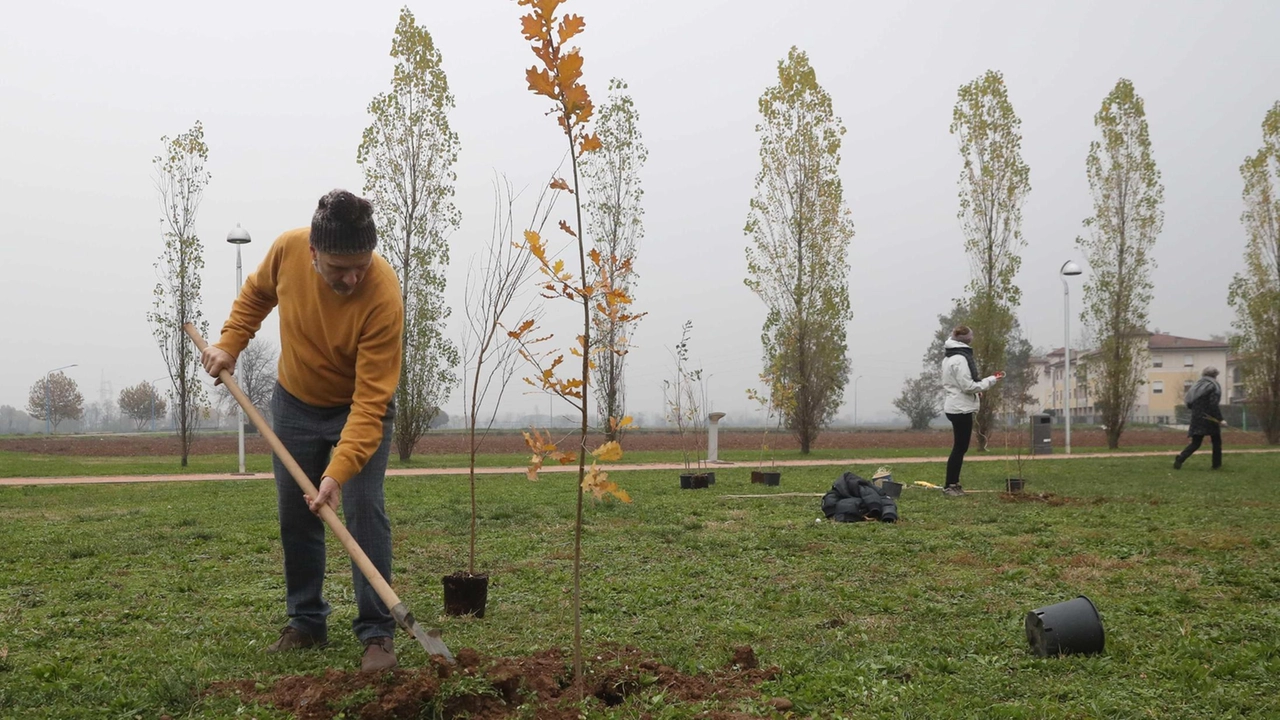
3, 448, 1277, 487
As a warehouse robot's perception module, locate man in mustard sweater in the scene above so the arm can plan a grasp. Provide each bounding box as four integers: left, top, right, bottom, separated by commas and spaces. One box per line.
200, 189, 404, 671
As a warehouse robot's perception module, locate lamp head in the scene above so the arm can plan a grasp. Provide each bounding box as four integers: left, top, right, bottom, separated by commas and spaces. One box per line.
227, 224, 252, 245
1061, 260, 1083, 277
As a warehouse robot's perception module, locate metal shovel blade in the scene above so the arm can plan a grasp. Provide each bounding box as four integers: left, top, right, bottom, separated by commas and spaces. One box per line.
391, 602, 454, 663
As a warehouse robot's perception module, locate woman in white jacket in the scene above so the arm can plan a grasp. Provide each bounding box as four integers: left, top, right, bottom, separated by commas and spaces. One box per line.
940, 326, 1003, 496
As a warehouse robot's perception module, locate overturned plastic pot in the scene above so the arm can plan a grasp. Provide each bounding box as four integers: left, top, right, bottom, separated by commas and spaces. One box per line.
762, 471, 781, 487
442, 572, 489, 618
1006, 478, 1026, 492
1025, 595, 1104, 657
750, 471, 765, 484
679, 474, 693, 490
879, 480, 902, 498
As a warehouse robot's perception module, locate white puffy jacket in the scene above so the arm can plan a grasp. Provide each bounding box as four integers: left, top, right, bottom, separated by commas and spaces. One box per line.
940, 339, 998, 415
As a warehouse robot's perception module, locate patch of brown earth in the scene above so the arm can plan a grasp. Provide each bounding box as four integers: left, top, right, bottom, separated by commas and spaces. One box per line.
206, 646, 782, 720
1, 427, 1224, 457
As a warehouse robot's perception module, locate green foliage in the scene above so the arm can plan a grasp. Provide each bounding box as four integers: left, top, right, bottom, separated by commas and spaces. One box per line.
357, 7, 461, 462
1076, 78, 1165, 449
3, 457, 1280, 718
582, 78, 647, 442
1228, 101, 1280, 444
950, 70, 1031, 448
24, 372, 84, 433
147, 121, 210, 467
894, 372, 942, 430
744, 47, 854, 454
924, 298, 1038, 425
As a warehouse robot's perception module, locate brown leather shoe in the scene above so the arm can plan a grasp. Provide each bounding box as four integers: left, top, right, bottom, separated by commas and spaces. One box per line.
361, 636, 397, 672
266, 626, 327, 653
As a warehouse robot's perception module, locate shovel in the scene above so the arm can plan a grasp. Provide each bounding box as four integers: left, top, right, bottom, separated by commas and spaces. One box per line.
183, 323, 454, 663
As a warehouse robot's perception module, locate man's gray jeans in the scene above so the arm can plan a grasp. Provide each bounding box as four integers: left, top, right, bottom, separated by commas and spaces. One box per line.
270, 382, 395, 643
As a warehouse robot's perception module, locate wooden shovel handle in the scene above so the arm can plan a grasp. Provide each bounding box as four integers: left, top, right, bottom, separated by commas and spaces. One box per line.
183, 324, 403, 612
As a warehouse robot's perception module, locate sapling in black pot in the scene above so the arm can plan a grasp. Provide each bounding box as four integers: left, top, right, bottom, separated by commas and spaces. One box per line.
747, 366, 789, 486
664, 321, 710, 489
446, 174, 558, 618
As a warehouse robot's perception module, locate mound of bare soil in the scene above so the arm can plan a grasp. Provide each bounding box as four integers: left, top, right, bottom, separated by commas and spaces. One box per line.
206, 646, 783, 720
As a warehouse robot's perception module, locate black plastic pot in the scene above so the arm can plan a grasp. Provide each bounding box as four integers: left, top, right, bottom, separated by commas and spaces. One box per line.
1025, 595, 1104, 657
1006, 478, 1026, 492
750, 471, 764, 484
705, 471, 716, 486
442, 572, 489, 618
679, 474, 693, 490
880, 480, 902, 498
762, 471, 781, 487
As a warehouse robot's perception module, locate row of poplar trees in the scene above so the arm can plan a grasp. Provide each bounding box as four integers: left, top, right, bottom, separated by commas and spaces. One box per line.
146, 8, 648, 466
889, 72, 1280, 449
147, 21, 1280, 463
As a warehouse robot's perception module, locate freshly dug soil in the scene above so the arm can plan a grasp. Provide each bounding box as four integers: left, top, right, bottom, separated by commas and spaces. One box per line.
0, 427, 1223, 458
206, 646, 782, 720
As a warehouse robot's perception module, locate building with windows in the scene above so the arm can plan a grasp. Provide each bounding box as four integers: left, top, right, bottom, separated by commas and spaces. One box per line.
1026, 332, 1230, 424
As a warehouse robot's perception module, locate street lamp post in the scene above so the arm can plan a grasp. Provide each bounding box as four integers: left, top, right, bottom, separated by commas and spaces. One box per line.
853, 375, 864, 427
1060, 260, 1083, 454
227, 224, 252, 475
44, 364, 78, 435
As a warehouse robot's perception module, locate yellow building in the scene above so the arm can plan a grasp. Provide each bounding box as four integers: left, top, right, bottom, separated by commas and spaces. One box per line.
1027, 333, 1229, 424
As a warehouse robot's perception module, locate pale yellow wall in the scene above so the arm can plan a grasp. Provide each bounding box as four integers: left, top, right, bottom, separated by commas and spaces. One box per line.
1143, 348, 1228, 415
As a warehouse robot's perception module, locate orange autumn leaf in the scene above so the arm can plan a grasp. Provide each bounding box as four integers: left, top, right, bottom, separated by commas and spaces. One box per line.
582, 464, 631, 503
591, 440, 623, 462
559, 219, 577, 238
579, 133, 602, 154
526, 67, 557, 99
557, 51, 584, 89
520, 14, 548, 42
507, 318, 536, 340
549, 177, 573, 193
557, 14, 585, 44
563, 85, 590, 117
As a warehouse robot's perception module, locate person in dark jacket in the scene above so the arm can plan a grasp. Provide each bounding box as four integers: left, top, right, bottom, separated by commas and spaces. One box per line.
1175, 366, 1225, 470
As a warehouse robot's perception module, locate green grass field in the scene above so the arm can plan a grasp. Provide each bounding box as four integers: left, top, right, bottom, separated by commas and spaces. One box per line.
1, 454, 1277, 718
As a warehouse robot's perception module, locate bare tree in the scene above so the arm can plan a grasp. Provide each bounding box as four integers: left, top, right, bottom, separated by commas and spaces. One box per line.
147, 121, 211, 466
458, 173, 556, 575
216, 339, 278, 423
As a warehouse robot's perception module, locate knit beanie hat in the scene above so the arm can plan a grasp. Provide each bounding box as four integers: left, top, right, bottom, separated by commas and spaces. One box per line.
953, 326, 974, 345
310, 190, 377, 254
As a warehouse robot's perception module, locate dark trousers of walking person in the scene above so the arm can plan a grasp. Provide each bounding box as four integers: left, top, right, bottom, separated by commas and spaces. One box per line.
270, 383, 397, 643
945, 412, 974, 487
1176, 427, 1222, 469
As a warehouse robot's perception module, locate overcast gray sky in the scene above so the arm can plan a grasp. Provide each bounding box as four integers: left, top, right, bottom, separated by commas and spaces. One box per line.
3, 0, 1277, 426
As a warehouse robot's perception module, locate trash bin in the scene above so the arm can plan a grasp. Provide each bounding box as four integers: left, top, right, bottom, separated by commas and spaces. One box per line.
1030, 413, 1052, 455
